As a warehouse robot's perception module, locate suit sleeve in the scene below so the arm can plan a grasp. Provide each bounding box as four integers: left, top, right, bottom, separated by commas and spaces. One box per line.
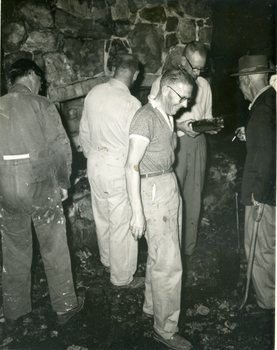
247, 104, 276, 203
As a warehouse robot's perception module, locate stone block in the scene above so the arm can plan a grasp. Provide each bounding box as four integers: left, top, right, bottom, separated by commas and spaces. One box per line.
91, 3, 111, 22
162, 44, 186, 72
112, 20, 132, 37
22, 31, 59, 52
166, 0, 184, 16
140, 6, 166, 23
177, 19, 196, 43
166, 16, 179, 32
65, 115, 81, 137
47, 87, 60, 102
2, 22, 27, 53
198, 26, 213, 44
18, 2, 54, 29
133, 0, 144, 9
128, 23, 163, 73
111, 0, 130, 20
128, 0, 138, 13
55, 9, 112, 39
63, 38, 104, 79
56, 0, 94, 19
165, 33, 179, 50
74, 82, 84, 98
106, 39, 131, 71
66, 85, 76, 100
183, 0, 212, 18
44, 52, 77, 87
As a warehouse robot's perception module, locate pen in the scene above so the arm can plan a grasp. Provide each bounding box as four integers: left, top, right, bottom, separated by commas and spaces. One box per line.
232, 135, 236, 142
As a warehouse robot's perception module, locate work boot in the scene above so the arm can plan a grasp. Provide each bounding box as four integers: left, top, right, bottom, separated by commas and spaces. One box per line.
56, 296, 84, 325
153, 330, 192, 350
5, 317, 20, 332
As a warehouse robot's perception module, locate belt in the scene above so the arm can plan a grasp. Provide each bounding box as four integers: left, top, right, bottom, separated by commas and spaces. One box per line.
140, 168, 172, 178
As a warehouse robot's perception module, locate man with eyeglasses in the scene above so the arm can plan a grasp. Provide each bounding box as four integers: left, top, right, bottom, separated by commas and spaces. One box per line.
0, 59, 84, 334
149, 41, 216, 262
125, 67, 194, 350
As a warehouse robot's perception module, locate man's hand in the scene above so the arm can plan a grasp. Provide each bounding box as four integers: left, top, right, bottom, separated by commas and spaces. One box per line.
129, 212, 146, 241
235, 127, 246, 141
60, 188, 68, 201
177, 119, 199, 138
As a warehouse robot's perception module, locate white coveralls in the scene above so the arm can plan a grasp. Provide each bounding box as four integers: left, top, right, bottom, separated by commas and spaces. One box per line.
79, 78, 141, 286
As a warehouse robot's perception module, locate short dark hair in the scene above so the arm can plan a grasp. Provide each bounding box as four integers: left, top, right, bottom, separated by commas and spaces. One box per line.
160, 66, 195, 90
114, 54, 139, 75
184, 41, 207, 58
9, 59, 43, 85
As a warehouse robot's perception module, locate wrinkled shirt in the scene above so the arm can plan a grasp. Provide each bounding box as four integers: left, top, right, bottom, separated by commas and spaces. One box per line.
0, 84, 72, 189
79, 78, 141, 160
149, 75, 213, 137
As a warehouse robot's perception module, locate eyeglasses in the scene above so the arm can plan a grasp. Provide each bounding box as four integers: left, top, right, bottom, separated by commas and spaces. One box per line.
185, 55, 206, 73
167, 85, 191, 103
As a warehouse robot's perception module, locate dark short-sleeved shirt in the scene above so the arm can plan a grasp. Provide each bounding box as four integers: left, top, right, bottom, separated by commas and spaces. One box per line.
129, 102, 177, 174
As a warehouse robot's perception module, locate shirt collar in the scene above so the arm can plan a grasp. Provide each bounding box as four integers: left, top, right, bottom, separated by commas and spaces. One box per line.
248, 85, 271, 110
149, 99, 174, 131
9, 83, 33, 93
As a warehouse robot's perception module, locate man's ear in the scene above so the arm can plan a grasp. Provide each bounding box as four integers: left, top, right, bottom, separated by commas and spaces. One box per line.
161, 85, 169, 97
245, 75, 251, 86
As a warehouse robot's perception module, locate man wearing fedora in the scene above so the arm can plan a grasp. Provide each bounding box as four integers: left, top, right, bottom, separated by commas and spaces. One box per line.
232, 55, 276, 311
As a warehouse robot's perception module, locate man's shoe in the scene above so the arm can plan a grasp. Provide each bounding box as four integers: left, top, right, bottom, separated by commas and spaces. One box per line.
153, 330, 192, 350
111, 277, 145, 290
56, 296, 84, 325
5, 317, 19, 331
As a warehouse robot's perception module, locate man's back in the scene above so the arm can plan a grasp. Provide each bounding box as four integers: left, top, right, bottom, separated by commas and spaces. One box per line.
80, 78, 141, 155
0, 83, 72, 190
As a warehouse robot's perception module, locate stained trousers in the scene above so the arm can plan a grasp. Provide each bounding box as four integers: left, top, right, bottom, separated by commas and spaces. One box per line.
87, 151, 138, 286
0, 160, 77, 320
244, 204, 275, 309
174, 134, 207, 256
141, 172, 182, 339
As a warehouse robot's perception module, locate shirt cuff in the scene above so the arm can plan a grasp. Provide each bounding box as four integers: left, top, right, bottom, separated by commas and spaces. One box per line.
129, 134, 150, 143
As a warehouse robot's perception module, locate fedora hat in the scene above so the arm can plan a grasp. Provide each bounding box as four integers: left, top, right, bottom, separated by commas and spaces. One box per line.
231, 55, 275, 76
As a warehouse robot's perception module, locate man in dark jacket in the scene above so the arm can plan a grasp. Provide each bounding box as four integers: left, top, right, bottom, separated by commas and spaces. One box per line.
0, 59, 83, 332
232, 55, 276, 310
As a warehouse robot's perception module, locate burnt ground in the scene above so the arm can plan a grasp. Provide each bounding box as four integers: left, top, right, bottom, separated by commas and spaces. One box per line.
0, 128, 275, 350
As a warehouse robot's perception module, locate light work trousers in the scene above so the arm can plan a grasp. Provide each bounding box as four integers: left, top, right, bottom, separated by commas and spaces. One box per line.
174, 134, 207, 256
87, 150, 138, 286
141, 172, 182, 339
244, 204, 275, 309
0, 159, 77, 320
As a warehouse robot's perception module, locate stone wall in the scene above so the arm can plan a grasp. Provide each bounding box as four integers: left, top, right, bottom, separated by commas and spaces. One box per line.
2, 0, 213, 142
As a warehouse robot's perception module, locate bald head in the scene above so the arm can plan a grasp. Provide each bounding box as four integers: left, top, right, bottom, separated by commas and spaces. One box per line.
113, 54, 140, 88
